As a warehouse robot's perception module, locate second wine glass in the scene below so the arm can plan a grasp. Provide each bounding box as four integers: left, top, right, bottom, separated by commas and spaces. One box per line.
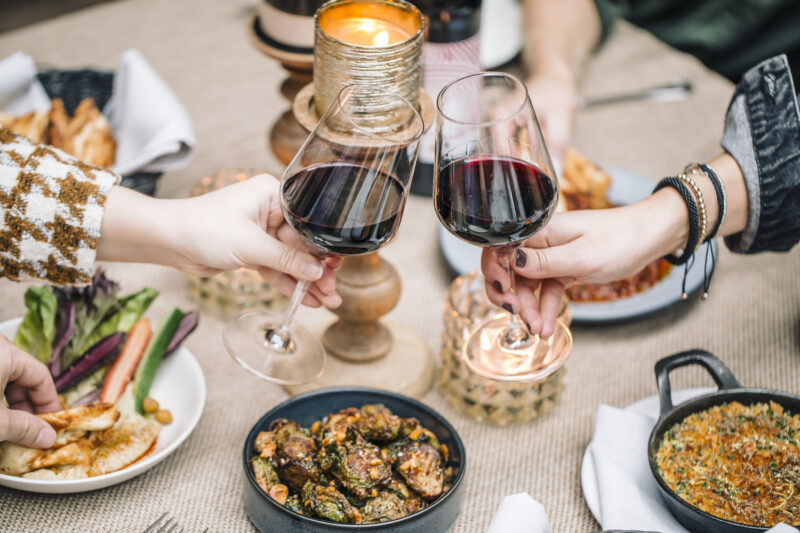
225, 84, 423, 385
434, 71, 569, 382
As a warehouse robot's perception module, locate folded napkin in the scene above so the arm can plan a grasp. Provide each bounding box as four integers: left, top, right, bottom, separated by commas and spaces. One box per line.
105, 49, 195, 175
0, 49, 195, 176
588, 403, 799, 532
0, 52, 51, 113
486, 492, 551, 533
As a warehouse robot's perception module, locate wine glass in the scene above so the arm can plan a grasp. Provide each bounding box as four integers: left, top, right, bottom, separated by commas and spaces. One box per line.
433, 71, 566, 382
224, 84, 423, 385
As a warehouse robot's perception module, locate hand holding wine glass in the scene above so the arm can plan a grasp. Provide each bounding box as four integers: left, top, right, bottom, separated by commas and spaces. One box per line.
224, 84, 423, 386
434, 72, 568, 382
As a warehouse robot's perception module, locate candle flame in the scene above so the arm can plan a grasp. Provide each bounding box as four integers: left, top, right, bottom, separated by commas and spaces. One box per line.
373, 30, 390, 47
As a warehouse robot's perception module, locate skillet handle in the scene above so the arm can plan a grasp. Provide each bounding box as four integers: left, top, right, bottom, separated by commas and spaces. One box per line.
654, 349, 741, 417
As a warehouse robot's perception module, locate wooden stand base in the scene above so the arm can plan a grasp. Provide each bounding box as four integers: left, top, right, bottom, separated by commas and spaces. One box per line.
284, 321, 435, 399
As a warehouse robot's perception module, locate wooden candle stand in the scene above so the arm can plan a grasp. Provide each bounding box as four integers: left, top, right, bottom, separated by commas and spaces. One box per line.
285, 85, 436, 399
249, 13, 436, 399
247, 13, 314, 165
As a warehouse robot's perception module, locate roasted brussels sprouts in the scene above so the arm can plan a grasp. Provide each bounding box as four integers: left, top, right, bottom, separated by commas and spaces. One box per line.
250, 405, 453, 525
275, 455, 320, 491
271, 419, 317, 460
251, 456, 280, 493
302, 481, 362, 523
362, 491, 408, 523
284, 494, 305, 515
393, 440, 444, 499
320, 429, 392, 499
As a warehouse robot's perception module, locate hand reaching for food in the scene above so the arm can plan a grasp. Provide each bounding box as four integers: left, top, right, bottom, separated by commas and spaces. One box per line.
0, 336, 60, 449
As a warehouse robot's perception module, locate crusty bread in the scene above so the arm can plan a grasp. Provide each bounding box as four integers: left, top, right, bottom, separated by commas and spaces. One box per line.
2, 97, 116, 167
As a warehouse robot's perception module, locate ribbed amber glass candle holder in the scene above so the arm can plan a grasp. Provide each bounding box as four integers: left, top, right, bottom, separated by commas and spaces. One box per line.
314, 0, 423, 133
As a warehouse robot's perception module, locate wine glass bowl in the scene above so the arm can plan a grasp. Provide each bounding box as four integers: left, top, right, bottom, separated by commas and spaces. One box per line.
433, 72, 562, 382
225, 84, 423, 386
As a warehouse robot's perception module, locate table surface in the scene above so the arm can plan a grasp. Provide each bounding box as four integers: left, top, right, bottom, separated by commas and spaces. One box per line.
2, 1, 799, 532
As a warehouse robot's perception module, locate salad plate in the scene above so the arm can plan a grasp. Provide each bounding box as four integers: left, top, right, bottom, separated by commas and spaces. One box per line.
0, 317, 206, 494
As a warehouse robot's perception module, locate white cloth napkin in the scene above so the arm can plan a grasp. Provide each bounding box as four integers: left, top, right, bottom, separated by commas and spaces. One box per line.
105, 49, 195, 175
0, 52, 51, 113
0, 49, 195, 176
589, 403, 799, 532
486, 492, 551, 533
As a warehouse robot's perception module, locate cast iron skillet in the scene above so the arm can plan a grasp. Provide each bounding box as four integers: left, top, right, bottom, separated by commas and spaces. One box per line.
647, 349, 800, 533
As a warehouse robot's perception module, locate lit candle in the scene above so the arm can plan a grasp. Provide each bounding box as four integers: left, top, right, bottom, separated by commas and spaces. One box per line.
318, 2, 417, 47
313, 0, 424, 123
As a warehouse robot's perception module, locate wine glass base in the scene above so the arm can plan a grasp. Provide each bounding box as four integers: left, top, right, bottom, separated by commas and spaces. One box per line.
224, 309, 325, 386
463, 315, 572, 382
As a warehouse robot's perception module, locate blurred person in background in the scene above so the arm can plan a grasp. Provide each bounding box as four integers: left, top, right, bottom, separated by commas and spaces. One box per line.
523, 0, 800, 164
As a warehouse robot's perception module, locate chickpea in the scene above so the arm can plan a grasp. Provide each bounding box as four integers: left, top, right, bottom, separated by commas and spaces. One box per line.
155, 409, 173, 424
142, 397, 159, 414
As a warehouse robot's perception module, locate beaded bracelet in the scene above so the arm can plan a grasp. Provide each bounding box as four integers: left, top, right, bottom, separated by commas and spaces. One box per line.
676, 172, 708, 246
685, 162, 727, 241
653, 177, 700, 265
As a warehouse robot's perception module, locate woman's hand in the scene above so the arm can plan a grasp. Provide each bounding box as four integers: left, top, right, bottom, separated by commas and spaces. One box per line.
481, 190, 689, 337
1, 335, 60, 448
99, 175, 342, 308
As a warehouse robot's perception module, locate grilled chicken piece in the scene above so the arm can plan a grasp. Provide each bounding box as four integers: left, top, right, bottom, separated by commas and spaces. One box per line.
89, 413, 159, 476
22, 464, 89, 480
0, 438, 93, 476
29, 439, 93, 470
38, 403, 119, 432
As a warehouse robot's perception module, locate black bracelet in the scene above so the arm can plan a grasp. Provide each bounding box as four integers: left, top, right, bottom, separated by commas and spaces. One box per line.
653, 177, 700, 265
698, 163, 727, 241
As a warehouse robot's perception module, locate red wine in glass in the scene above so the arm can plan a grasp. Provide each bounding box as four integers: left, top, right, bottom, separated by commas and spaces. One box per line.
435, 155, 557, 247
283, 162, 406, 256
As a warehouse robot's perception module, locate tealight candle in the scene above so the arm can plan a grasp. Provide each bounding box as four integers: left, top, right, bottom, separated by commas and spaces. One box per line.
320, 10, 413, 47
313, 0, 424, 128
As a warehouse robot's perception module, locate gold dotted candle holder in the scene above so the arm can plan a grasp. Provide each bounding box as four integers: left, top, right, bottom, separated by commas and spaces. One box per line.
439, 271, 572, 425
186, 170, 289, 316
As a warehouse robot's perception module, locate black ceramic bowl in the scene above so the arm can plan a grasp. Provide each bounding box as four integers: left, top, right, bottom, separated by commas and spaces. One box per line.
243, 387, 466, 532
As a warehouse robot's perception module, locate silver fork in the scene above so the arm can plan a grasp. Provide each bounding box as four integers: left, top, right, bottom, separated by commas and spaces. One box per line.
143, 512, 185, 533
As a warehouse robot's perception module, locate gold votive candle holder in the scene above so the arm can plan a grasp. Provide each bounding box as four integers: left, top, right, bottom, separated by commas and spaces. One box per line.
314, 0, 424, 133
439, 271, 572, 425
185, 169, 288, 316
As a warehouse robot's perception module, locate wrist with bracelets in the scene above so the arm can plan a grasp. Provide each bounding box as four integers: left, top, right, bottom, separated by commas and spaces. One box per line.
652, 162, 727, 299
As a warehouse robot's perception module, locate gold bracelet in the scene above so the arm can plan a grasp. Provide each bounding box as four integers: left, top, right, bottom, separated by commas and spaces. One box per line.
676, 172, 707, 247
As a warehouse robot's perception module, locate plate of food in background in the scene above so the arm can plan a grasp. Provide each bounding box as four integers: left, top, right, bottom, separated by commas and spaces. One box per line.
438, 149, 715, 323
0, 271, 205, 493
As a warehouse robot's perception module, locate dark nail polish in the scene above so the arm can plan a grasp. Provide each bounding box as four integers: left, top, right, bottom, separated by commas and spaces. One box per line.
524, 321, 533, 334
502, 303, 514, 314
492, 280, 503, 293
516, 249, 527, 268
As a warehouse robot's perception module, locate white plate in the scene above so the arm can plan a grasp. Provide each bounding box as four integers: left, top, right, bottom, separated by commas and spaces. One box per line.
480, 0, 523, 69
579, 387, 715, 524
438, 166, 716, 323
0, 317, 206, 494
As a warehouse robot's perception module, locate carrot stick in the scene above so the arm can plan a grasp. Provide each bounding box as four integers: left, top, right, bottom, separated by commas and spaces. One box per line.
99, 319, 152, 404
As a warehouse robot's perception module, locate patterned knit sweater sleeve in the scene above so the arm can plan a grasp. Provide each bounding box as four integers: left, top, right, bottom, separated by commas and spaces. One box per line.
0, 127, 119, 286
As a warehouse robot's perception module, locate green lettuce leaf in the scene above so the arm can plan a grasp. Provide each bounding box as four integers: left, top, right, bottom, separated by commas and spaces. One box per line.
79, 288, 159, 354
13, 286, 58, 364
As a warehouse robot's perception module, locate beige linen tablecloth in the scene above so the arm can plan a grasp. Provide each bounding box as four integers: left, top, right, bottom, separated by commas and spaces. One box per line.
1, 1, 799, 532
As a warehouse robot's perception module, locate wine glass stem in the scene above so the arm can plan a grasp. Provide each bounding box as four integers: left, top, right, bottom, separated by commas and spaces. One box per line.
501, 253, 533, 351
265, 279, 310, 351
